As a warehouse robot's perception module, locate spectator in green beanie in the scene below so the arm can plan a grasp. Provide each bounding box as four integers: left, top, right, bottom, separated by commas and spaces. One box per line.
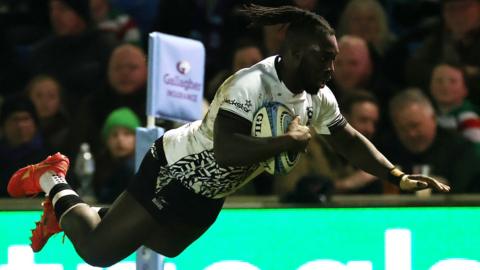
94, 107, 140, 203
102, 107, 140, 158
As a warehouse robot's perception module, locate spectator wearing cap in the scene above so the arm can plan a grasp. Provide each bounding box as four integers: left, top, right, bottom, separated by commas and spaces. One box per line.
93, 107, 140, 203
28, 0, 118, 109
0, 96, 49, 197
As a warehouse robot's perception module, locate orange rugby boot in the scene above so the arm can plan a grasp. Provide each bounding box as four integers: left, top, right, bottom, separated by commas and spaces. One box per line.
7, 152, 69, 197
30, 198, 62, 252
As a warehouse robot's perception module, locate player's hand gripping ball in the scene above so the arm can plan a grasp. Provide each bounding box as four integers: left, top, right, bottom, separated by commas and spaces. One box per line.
251, 102, 301, 175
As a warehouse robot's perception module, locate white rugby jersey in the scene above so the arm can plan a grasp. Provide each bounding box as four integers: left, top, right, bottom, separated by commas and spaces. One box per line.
160, 56, 345, 198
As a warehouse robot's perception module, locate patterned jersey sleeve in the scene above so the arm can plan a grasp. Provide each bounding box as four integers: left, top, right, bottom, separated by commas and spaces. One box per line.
217, 71, 263, 122
311, 86, 347, 134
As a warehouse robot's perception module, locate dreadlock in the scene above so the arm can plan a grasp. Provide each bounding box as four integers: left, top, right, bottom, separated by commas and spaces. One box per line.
240, 4, 335, 48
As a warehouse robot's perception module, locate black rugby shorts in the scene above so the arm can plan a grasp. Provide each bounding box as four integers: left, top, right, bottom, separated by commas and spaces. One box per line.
127, 136, 225, 227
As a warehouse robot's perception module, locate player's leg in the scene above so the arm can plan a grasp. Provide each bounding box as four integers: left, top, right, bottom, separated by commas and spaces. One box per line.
8, 152, 162, 266
138, 177, 225, 257
57, 190, 159, 267
32, 187, 214, 266
29, 204, 109, 253
56, 137, 224, 265
36, 143, 185, 266
60, 190, 219, 261
9, 139, 223, 266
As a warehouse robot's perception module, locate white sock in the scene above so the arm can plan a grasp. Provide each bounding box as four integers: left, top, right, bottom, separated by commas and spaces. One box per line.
39, 171, 67, 195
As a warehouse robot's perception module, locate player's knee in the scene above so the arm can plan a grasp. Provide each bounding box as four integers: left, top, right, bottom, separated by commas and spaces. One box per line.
162, 251, 181, 258
162, 246, 186, 258
79, 248, 117, 268
83, 255, 117, 268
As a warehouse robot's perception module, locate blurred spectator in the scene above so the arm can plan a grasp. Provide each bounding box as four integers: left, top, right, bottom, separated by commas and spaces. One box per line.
26, 74, 70, 152
94, 107, 139, 203
332, 35, 393, 116
334, 91, 382, 193
206, 38, 264, 101
0, 96, 48, 197
68, 44, 146, 158
90, 0, 142, 45
381, 7, 441, 87
153, 0, 238, 80
337, 0, 395, 55
28, 0, 118, 108
406, 0, 480, 105
277, 91, 383, 199
0, 0, 50, 97
292, 0, 348, 29
293, 0, 318, 11
231, 41, 264, 72
380, 88, 480, 193
430, 62, 480, 146
262, 23, 288, 56
110, 0, 160, 38
333, 35, 373, 99
385, 0, 441, 35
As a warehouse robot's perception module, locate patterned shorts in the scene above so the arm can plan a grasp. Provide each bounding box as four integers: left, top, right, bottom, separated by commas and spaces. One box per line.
127, 136, 225, 227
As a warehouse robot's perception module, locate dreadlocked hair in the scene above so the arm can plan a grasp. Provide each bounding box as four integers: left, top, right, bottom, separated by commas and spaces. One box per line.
240, 4, 334, 44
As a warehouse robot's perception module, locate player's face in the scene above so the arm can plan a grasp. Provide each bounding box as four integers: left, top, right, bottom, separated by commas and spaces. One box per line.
298, 35, 338, 95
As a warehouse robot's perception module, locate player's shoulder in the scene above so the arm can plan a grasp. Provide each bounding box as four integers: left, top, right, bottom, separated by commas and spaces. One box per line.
220, 56, 277, 92
313, 85, 338, 104
235, 56, 276, 82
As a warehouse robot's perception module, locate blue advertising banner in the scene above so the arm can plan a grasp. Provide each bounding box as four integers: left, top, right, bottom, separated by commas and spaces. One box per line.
147, 32, 205, 122
134, 127, 164, 171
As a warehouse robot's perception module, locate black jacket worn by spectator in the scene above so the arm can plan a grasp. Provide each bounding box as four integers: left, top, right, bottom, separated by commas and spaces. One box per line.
379, 127, 480, 193
28, 29, 118, 107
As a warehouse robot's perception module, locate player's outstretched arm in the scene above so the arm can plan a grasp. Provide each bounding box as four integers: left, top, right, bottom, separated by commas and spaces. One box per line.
323, 123, 450, 193
214, 109, 310, 167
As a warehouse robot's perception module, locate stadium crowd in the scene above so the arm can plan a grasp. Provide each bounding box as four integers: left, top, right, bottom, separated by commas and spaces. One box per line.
1, 0, 480, 202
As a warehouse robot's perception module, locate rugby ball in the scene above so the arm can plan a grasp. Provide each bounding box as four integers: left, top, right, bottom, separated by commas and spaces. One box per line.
251, 102, 301, 175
